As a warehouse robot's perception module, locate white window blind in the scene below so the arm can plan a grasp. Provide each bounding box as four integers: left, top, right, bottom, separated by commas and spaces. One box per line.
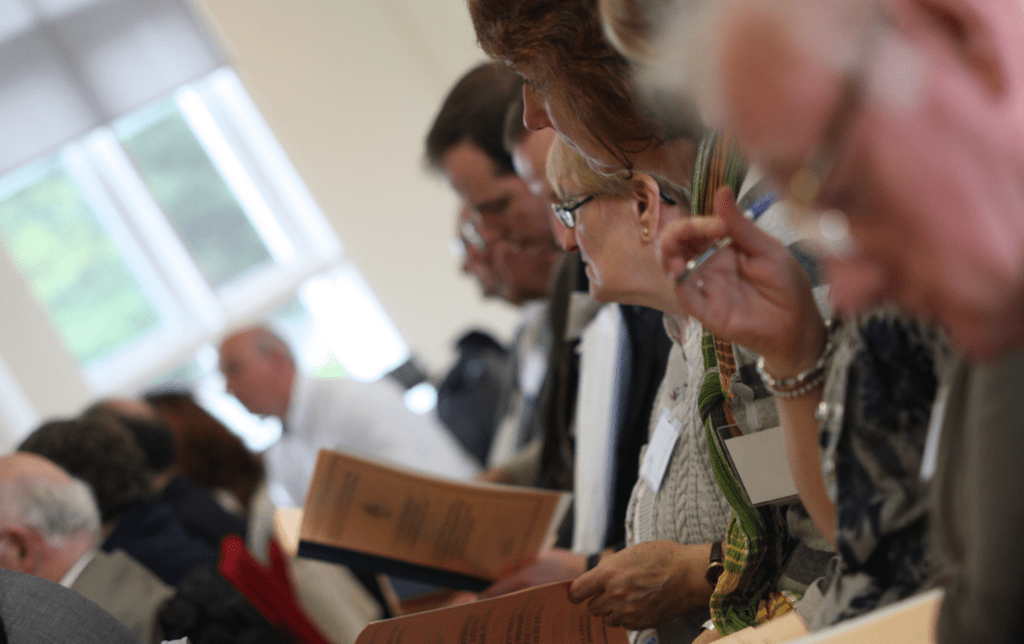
0, 0, 225, 175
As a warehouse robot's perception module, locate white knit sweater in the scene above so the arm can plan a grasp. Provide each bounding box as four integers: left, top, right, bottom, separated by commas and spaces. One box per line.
624, 316, 732, 644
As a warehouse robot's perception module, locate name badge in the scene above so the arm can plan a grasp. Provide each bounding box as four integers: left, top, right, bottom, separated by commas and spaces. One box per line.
640, 409, 681, 494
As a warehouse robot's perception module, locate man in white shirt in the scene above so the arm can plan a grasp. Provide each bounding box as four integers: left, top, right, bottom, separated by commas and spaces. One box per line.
218, 326, 480, 506
0, 452, 173, 644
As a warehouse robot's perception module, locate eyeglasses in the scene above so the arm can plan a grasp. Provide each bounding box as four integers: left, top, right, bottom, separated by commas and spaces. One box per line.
552, 190, 679, 229
551, 195, 595, 229
459, 220, 487, 252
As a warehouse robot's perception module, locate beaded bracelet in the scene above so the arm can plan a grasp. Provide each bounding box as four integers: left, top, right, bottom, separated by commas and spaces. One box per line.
755, 339, 833, 399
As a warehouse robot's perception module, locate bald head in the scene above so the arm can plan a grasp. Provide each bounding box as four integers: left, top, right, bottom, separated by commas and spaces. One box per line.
0, 452, 70, 485
218, 326, 296, 419
0, 453, 101, 582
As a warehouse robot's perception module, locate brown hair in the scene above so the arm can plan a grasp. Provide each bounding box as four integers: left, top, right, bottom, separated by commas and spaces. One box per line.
469, 0, 675, 167
19, 416, 152, 524
144, 391, 265, 513
425, 61, 523, 175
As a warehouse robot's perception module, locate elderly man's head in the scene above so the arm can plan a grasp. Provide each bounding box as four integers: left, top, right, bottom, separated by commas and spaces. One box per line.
0, 453, 100, 583
218, 326, 296, 419
653, 0, 1024, 358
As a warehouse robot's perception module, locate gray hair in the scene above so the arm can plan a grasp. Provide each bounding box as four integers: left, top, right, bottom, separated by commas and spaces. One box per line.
0, 475, 101, 546
251, 326, 294, 363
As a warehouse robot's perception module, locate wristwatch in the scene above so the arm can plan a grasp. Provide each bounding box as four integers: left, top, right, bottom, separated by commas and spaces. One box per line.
705, 541, 725, 588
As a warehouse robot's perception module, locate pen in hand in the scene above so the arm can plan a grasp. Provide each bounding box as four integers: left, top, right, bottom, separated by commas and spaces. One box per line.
674, 236, 734, 285
673, 191, 774, 286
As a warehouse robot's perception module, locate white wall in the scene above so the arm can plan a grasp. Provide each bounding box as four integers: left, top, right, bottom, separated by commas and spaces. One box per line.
192, 0, 521, 371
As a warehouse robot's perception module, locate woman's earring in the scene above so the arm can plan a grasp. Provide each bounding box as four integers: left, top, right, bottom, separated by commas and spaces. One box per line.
641, 226, 649, 238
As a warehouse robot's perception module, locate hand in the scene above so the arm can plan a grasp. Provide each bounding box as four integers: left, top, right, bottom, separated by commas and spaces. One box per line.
479, 548, 587, 598
567, 541, 711, 630
660, 186, 826, 377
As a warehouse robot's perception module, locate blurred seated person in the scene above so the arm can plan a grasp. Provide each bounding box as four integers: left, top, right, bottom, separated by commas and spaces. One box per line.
436, 329, 513, 466
0, 452, 173, 643
19, 414, 216, 586
218, 326, 480, 507
89, 398, 248, 549
144, 389, 264, 518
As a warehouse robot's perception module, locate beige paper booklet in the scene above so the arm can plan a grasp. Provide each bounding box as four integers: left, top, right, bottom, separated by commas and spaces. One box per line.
716, 589, 942, 644
354, 581, 627, 644
298, 449, 572, 591
788, 589, 942, 644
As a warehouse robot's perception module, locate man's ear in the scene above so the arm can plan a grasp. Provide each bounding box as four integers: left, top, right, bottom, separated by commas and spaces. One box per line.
909, 0, 1005, 95
0, 526, 41, 574
630, 175, 662, 243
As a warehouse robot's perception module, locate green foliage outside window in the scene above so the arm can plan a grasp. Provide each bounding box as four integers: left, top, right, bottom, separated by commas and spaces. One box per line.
0, 167, 159, 363
120, 107, 271, 287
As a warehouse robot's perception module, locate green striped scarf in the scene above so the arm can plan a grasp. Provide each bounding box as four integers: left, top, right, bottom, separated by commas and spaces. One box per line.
690, 133, 797, 633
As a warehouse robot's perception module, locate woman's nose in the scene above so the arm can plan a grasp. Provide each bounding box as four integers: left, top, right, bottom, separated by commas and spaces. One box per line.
522, 83, 553, 131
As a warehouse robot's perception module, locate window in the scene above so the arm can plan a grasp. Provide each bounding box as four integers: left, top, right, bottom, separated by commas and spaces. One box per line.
0, 159, 162, 364
0, 0, 420, 446
0, 69, 410, 425
118, 102, 274, 287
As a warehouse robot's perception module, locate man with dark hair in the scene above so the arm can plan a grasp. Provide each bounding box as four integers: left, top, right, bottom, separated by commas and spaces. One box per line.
425, 61, 522, 176
20, 417, 151, 525
90, 398, 247, 550
426, 62, 564, 480
19, 415, 215, 585
426, 61, 561, 307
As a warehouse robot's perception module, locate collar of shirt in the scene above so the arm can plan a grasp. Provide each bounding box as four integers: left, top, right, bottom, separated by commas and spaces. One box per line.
59, 549, 96, 588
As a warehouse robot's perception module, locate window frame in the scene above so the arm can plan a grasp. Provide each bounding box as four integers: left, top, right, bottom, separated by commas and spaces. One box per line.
0, 66, 345, 397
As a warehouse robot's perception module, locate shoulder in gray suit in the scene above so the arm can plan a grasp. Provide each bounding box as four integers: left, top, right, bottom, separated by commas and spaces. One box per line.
0, 453, 170, 642
0, 567, 142, 643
